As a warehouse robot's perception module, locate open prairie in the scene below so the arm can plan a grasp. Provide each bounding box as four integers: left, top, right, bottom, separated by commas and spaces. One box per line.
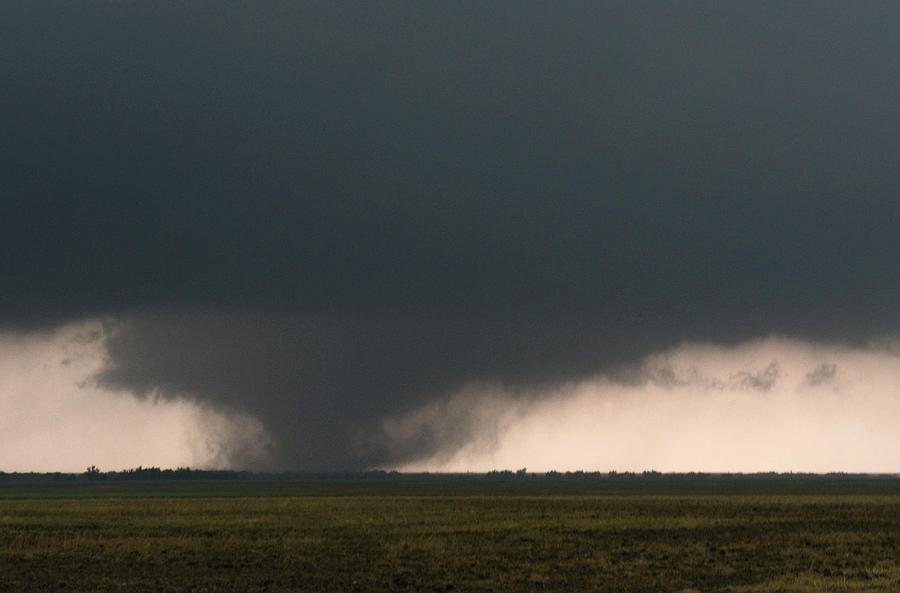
2, 479, 899, 592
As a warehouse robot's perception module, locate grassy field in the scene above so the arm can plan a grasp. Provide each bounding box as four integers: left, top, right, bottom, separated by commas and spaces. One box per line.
2, 481, 900, 592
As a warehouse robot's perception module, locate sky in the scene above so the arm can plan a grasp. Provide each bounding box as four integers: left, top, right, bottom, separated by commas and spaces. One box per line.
2, 2, 900, 472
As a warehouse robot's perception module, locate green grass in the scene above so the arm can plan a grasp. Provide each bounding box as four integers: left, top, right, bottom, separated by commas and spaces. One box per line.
1, 484, 899, 592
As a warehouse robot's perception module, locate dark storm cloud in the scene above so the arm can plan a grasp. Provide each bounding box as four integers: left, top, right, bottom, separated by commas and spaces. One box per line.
3, 2, 900, 467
